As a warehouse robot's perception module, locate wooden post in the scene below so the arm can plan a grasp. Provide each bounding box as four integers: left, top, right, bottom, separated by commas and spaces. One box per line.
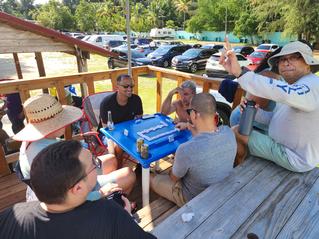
34, 52, 48, 94
202, 81, 210, 93
75, 47, 89, 97
0, 146, 10, 177
56, 82, 72, 140
13, 53, 23, 79
156, 72, 163, 112
232, 87, 244, 109
176, 76, 184, 100
132, 69, 138, 95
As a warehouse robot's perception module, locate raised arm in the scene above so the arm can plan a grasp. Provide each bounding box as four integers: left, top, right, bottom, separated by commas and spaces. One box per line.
160, 87, 180, 115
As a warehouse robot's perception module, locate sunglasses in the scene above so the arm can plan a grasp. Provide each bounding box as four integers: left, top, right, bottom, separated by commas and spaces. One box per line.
119, 84, 134, 89
69, 155, 102, 189
278, 53, 302, 64
186, 108, 197, 115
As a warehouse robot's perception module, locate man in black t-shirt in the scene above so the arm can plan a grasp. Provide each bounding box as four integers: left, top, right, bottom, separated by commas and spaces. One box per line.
0, 141, 156, 239
100, 74, 143, 167
100, 74, 143, 125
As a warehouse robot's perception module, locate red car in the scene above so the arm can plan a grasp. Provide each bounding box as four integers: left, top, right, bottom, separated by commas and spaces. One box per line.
247, 50, 271, 66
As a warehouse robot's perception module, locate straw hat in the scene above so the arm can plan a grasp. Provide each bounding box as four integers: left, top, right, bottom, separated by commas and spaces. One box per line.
268, 41, 319, 73
13, 94, 83, 142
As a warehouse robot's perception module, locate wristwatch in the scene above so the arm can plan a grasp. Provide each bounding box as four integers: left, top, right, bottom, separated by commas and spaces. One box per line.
237, 66, 250, 78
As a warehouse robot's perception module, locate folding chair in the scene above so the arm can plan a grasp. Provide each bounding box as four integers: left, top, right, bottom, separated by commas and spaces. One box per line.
80, 91, 114, 157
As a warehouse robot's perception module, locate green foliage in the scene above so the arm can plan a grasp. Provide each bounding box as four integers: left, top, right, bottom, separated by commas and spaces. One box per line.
165, 20, 176, 29
233, 12, 259, 44
35, 0, 75, 30
75, 0, 96, 32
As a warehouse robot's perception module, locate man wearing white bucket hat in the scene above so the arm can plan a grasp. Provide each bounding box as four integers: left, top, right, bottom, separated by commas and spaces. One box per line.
14, 94, 136, 202
220, 40, 319, 172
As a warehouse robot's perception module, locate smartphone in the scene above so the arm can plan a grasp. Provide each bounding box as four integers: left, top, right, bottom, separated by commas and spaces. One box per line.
106, 191, 125, 207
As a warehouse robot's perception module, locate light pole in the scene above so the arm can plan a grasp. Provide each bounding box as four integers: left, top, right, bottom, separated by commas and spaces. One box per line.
125, 0, 132, 76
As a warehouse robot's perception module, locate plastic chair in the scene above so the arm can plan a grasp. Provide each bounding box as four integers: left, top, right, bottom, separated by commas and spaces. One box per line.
80, 91, 114, 157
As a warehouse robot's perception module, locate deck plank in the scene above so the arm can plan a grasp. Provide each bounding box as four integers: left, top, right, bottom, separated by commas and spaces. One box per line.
152, 158, 272, 238
276, 174, 319, 239
185, 161, 289, 239
136, 197, 176, 229
231, 168, 319, 239
0, 173, 26, 212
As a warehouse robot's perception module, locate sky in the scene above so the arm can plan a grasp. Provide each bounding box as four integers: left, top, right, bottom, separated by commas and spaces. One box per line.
34, 0, 53, 5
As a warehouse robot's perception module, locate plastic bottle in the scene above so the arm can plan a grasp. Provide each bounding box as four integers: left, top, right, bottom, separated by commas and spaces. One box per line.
107, 111, 114, 130
238, 100, 256, 136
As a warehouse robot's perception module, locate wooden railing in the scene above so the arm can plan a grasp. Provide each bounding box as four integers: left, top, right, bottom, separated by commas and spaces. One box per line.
0, 66, 244, 175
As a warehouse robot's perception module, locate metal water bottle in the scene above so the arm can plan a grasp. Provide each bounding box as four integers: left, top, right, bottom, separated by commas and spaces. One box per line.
239, 100, 256, 136
107, 111, 114, 131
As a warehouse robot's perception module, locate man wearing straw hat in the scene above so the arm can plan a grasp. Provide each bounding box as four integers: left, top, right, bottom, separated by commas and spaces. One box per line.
14, 94, 136, 202
220, 40, 319, 172
0, 140, 156, 239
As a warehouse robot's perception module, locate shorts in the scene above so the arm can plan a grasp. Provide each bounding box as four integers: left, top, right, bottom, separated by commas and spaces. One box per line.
248, 130, 297, 171
92, 173, 117, 191
151, 173, 186, 207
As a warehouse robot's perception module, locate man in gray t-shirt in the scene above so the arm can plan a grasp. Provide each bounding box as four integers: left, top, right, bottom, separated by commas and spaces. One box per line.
150, 93, 237, 207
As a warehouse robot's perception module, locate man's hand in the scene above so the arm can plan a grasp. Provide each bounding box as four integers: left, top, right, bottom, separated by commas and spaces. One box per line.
219, 37, 242, 77
121, 195, 132, 215
99, 183, 122, 197
169, 87, 182, 97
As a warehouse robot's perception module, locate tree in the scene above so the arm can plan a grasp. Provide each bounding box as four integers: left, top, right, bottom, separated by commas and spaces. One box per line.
165, 20, 176, 29
75, 0, 96, 32
173, 0, 192, 29
233, 12, 259, 44
34, 0, 75, 30
20, 0, 35, 19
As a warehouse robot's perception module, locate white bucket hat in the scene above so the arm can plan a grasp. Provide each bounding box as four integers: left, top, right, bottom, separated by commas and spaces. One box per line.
13, 94, 83, 142
268, 41, 319, 73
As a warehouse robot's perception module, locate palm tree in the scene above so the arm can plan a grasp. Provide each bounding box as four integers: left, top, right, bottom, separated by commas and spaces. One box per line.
174, 0, 192, 29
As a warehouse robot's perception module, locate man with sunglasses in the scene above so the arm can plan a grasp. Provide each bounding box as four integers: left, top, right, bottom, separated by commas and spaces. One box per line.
0, 140, 156, 239
100, 74, 143, 125
150, 93, 237, 207
220, 40, 319, 172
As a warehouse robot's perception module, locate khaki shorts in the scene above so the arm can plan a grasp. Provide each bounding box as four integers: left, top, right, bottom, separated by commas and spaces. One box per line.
150, 173, 186, 207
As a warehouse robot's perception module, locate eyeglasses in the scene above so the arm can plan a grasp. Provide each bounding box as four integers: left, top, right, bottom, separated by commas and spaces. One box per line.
69, 155, 102, 189
186, 108, 197, 115
119, 84, 134, 89
278, 53, 302, 64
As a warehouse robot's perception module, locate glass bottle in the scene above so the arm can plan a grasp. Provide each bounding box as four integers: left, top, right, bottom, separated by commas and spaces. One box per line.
107, 111, 114, 130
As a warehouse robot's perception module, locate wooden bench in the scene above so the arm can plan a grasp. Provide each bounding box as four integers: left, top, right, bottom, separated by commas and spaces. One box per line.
0, 173, 26, 212
152, 157, 319, 239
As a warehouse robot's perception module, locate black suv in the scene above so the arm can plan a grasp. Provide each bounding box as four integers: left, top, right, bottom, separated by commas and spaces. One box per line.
232, 46, 254, 57
171, 48, 217, 73
134, 44, 192, 68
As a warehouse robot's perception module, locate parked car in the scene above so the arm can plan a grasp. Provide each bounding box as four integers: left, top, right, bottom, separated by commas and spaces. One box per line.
256, 43, 279, 52
135, 44, 157, 56
104, 40, 126, 50
232, 46, 254, 57
107, 49, 145, 69
149, 40, 184, 48
135, 44, 192, 68
171, 48, 217, 73
202, 44, 225, 51
134, 38, 153, 46
85, 34, 125, 48
205, 52, 251, 78
247, 50, 271, 65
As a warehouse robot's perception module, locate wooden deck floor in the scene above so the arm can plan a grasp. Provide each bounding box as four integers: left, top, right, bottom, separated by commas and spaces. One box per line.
0, 173, 26, 212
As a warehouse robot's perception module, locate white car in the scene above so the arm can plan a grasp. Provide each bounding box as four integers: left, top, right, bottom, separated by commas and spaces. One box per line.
205, 52, 251, 78
256, 43, 279, 52
84, 34, 125, 48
